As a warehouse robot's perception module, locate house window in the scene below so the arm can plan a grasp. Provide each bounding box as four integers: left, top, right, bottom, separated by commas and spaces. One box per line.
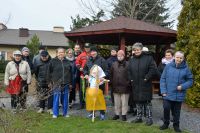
0, 51, 7, 60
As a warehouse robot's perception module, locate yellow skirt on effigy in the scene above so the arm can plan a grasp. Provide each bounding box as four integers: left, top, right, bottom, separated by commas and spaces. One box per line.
86, 88, 106, 111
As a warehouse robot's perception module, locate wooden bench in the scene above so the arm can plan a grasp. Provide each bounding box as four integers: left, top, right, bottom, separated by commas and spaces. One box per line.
152, 80, 160, 94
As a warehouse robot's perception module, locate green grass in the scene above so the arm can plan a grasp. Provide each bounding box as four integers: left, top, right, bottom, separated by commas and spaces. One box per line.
0, 110, 190, 133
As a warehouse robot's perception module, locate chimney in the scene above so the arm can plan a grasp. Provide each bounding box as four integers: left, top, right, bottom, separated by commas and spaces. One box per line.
53, 26, 64, 33
0, 23, 7, 30
19, 28, 29, 37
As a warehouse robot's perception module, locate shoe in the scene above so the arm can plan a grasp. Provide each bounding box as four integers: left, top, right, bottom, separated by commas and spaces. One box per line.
112, 115, 120, 120
11, 108, 17, 114
145, 119, 153, 126
52, 115, 57, 118
174, 126, 182, 132
160, 124, 169, 130
87, 113, 94, 118
37, 108, 44, 113
47, 109, 53, 115
69, 103, 72, 109
64, 115, 70, 118
100, 114, 105, 120
132, 118, 142, 123
122, 115, 127, 121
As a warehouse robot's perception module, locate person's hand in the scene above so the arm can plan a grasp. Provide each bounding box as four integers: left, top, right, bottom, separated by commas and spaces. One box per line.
84, 75, 89, 79
69, 85, 72, 91
80, 67, 83, 71
177, 85, 182, 91
100, 78, 105, 83
162, 93, 167, 97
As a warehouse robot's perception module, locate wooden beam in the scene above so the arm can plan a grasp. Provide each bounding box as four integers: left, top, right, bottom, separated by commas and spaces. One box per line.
119, 35, 126, 51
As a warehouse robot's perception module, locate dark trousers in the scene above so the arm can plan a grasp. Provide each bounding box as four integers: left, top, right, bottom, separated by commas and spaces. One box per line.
79, 78, 85, 106
37, 85, 53, 109
69, 87, 76, 104
11, 83, 28, 109
163, 99, 182, 127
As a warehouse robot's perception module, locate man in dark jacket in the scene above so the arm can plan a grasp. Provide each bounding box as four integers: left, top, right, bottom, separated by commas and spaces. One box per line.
47, 47, 72, 118
35, 51, 52, 113
106, 47, 118, 104
128, 43, 157, 126
83, 46, 108, 120
110, 50, 131, 121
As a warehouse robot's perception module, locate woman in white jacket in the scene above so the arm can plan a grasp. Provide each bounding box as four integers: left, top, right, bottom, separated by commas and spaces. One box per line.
4, 50, 31, 110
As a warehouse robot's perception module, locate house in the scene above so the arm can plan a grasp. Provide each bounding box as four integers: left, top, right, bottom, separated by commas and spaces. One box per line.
0, 23, 69, 60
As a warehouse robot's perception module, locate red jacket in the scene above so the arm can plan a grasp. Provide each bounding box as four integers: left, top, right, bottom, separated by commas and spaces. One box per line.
75, 51, 90, 76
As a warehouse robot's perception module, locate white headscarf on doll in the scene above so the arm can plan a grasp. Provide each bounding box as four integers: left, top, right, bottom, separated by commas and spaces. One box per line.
89, 65, 106, 88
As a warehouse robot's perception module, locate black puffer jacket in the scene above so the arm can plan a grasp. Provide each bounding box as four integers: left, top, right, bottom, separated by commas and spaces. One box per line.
35, 57, 51, 87
128, 52, 157, 102
110, 60, 131, 94
83, 55, 108, 76
47, 57, 72, 86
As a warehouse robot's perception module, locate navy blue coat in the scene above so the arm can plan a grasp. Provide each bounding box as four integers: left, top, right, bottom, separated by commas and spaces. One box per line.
160, 60, 193, 102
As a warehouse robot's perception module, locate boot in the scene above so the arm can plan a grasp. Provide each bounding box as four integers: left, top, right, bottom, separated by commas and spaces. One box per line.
173, 125, 182, 132
132, 118, 143, 123
159, 124, 169, 130
145, 118, 153, 126
112, 115, 119, 120
122, 115, 127, 121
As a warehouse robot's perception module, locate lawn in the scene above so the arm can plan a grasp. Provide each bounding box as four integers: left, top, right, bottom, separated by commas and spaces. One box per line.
0, 109, 189, 133
0, 73, 4, 81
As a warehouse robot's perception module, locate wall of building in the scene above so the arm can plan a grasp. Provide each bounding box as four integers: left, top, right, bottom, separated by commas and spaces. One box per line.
0, 45, 59, 60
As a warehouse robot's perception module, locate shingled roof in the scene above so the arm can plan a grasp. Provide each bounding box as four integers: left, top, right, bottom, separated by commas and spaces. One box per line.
0, 29, 69, 47
67, 16, 176, 36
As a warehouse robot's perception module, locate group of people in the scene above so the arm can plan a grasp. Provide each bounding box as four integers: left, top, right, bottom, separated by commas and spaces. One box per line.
4, 42, 193, 132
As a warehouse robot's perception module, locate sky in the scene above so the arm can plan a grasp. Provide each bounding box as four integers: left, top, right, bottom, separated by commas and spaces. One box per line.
0, 0, 182, 31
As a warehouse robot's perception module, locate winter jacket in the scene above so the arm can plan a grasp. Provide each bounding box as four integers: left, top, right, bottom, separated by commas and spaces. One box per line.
160, 60, 193, 102
106, 56, 117, 79
4, 60, 31, 86
35, 57, 51, 87
47, 57, 72, 86
128, 52, 157, 102
83, 55, 108, 77
22, 56, 34, 73
110, 60, 131, 94
66, 57, 78, 88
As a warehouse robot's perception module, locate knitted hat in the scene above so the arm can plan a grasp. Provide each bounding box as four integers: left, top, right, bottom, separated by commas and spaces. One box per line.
90, 46, 98, 52
21, 47, 30, 52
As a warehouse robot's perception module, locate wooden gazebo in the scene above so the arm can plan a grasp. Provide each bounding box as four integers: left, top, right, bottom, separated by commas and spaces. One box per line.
65, 16, 177, 51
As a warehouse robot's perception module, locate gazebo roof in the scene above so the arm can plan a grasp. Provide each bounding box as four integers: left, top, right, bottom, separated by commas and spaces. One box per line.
65, 16, 177, 45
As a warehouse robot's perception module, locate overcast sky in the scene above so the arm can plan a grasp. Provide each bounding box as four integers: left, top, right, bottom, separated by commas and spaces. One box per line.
0, 0, 182, 31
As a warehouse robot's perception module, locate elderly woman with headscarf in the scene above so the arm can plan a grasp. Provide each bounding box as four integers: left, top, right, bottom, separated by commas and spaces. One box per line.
159, 51, 193, 132
128, 42, 157, 126
4, 50, 31, 111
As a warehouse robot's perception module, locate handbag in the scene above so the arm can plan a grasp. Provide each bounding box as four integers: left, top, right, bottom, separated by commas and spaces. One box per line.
6, 64, 23, 94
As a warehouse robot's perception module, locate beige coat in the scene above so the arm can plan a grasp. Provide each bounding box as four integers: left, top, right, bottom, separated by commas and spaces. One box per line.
4, 61, 31, 86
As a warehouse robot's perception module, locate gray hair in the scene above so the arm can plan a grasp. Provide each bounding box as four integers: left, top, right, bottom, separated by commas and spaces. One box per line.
132, 42, 143, 50
175, 51, 184, 58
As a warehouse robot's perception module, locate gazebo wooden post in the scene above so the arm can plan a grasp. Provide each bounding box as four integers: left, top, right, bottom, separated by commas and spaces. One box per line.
119, 34, 126, 51
155, 44, 160, 65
